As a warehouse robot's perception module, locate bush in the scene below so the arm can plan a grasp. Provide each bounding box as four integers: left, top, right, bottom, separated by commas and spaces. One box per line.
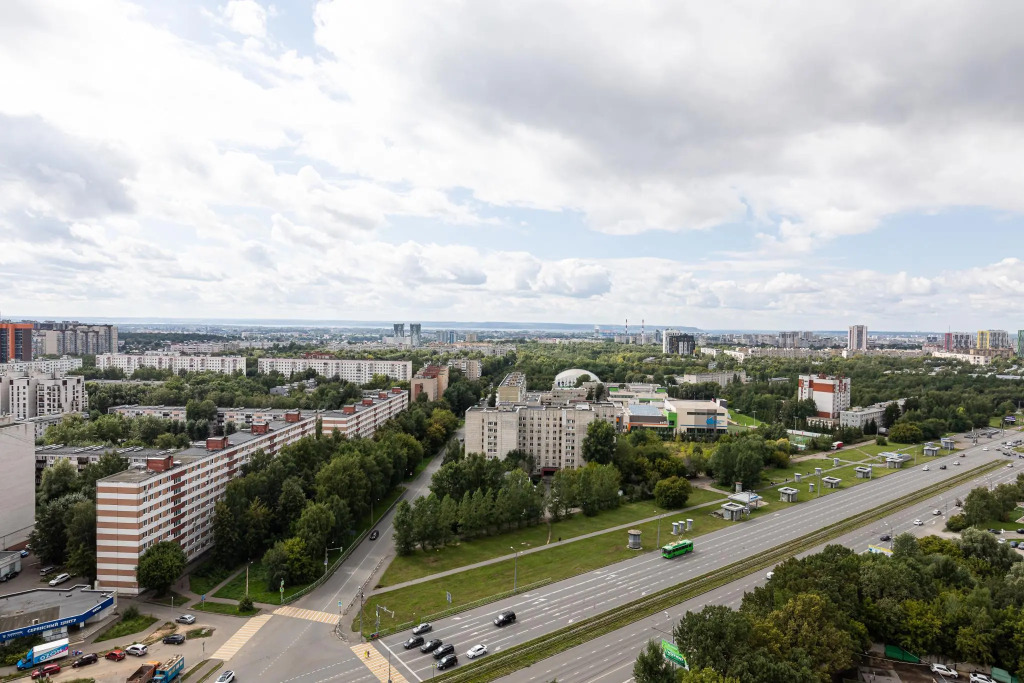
945, 514, 968, 532
239, 594, 254, 612
875, 435, 887, 446
123, 604, 140, 621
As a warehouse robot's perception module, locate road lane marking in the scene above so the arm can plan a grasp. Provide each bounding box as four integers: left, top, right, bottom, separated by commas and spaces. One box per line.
275, 605, 341, 624
349, 644, 411, 683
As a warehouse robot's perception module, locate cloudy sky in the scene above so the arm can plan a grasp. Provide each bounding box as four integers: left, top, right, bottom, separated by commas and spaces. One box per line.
2, 0, 1023, 330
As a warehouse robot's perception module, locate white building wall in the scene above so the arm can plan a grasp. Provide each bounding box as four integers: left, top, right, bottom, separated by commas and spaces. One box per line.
256, 358, 412, 383
0, 419, 35, 548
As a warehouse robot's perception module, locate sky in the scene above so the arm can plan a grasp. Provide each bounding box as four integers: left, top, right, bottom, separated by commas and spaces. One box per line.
1, 0, 1023, 331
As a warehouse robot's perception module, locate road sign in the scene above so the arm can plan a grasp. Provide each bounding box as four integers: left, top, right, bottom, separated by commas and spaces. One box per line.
201, 594, 205, 603
445, 591, 452, 604
662, 640, 689, 670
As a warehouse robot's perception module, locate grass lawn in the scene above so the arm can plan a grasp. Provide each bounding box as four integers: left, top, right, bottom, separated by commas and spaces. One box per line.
731, 412, 765, 428
189, 559, 236, 597
356, 507, 758, 635
760, 458, 837, 486
186, 627, 215, 639
773, 462, 901, 505
213, 547, 345, 604
376, 489, 726, 588
147, 591, 189, 608
94, 612, 159, 643
189, 601, 261, 617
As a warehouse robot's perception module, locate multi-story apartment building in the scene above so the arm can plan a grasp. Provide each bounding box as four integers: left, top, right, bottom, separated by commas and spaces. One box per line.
0, 416, 34, 549
1018, 330, 1024, 358
663, 331, 685, 355
97, 354, 246, 375
977, 330, 1011, 350
256, 357, 412, 383
798, 374, 852, 420
0, 372, 87, 421
411, 365, 449, 402
447, 358, 482, 381
839, 399, 906, 430
0, 356, 83, 376
33, 322, 118, 356
943, 332, 973, 351
96, 413, 316, 594
497, 372, 528, 403
319, 389, 409, 439
109, 405, 189, 421
678, 370, 748, 388
465, 402, 618, 473
778, 331, 801, 349
932, 350, 1001, 366
848, 325, 868, 351
0, 322, 33, 363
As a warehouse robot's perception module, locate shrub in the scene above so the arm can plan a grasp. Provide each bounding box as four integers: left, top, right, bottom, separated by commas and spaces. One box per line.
239, 594, 254, 612
123, 605, 140, 621
945, 514, 967, 532
875, 435, 887, 446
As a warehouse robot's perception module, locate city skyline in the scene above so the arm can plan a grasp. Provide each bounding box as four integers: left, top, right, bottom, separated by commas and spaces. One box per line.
2, 1, 1024, 328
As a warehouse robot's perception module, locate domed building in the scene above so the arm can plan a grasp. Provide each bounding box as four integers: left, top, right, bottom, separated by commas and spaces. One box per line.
553, 368, 601, 388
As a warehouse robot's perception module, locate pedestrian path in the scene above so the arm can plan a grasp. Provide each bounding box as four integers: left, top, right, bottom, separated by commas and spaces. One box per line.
210, 614, 272, 661
349, 644, 409, 683
274, 605, 340, 624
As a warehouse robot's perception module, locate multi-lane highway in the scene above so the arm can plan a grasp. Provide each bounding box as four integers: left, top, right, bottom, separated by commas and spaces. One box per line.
374, 443, 1009, 682
504, 454, 1018, 683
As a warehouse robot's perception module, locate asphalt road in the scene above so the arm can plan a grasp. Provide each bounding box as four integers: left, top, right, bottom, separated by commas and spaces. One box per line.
225, 431, 458, 683
505, 456, 1021, 683
375, 442, 1010, 682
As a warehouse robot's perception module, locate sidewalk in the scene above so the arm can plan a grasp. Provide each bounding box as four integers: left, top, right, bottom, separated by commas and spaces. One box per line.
369, 496, 727, 596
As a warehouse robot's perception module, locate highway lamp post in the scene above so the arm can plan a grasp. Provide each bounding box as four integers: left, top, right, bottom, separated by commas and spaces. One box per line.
324, 544, 344, 574
245, 559, 252, 597
656, 510, 661, 548
885, 522, 893, 548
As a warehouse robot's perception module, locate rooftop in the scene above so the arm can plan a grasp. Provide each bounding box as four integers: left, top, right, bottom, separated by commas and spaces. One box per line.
626, 404, 665, 418
0, 587, 114, 635
499, 372, 527, 387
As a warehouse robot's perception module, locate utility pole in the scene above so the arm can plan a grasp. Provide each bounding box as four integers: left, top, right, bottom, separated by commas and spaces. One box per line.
656, 510, 661, 548
359, 588, 365, 641
510, 546, 519, 593
375, 605, 394, 637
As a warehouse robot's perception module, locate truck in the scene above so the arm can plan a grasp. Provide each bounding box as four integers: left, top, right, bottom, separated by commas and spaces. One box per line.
832, 441, 844, 450
127, 663, 157, 683
16, 638, 69, 670
153, 655, 185, 683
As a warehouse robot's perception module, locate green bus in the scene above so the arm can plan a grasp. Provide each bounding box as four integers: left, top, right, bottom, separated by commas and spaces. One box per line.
661, 539, 694, 558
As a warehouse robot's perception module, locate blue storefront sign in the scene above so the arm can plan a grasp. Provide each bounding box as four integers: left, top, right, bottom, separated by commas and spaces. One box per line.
1, 595, 114, 642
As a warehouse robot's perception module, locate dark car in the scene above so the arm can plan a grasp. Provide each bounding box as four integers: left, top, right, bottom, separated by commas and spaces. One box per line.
163, 634, 186, 645
404, 635, 424, 649
72, 653, 98, 668
420, 639, 442, 654
939, 465, 947, 470
494, 610, 516, 627
433, 643, 456, 660
989, 528, 1000, 534
1017, 529, 1024, 534
437, 654, 458, 670
879, 534, 891, 542
369, 530, 380, 541
412, 622, 432, 636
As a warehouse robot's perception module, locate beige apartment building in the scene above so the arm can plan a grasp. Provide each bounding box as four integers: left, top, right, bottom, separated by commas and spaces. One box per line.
411, 365, 449, 402
464, 402, 618, 473
0, 372, 88, 421
496, 372, 527, 403
98, 354, 247, 375
447, 358, 482, 381
256, 357, 412, 383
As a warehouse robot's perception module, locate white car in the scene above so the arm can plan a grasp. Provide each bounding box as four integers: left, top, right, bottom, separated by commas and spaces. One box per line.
933, 509, 942, 515
923, 465, 930, 471
971, 672, 995, 683
930, 662, 959, 678
766, 571, 774, 580
984, 447, 989, 451
126, 644, 148, 657
176, 614, 196, 625
466, 643, 488, 659
913, 519, 924, 526
216, 671, 236, 683
954, 461, 961, 466
48, 572, 70, 586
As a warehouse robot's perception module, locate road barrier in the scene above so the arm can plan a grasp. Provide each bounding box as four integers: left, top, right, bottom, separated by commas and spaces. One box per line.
436, 460, 1002, 682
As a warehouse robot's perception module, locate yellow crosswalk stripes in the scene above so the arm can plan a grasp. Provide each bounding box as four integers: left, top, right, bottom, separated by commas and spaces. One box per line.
211, 614, 272, 661
349, 644, 409, 683
273, 605, 341, 624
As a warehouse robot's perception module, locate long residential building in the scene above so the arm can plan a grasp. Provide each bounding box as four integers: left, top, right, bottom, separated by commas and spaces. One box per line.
0, 372, 88, 421
839, 399, 906, 430
256, 357, 412, 383
0, 356, 83, 376
0, 416, 35, 549
977, 329, 1011, 350
97, 354, 246, 375
465, 402, 618, 473
33, 321, 118, 356
677, 370, 748, 388
95, 413, 316, 594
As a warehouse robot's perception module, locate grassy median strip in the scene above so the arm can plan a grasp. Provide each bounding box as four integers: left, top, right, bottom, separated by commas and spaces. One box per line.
436, 460, 1001, 682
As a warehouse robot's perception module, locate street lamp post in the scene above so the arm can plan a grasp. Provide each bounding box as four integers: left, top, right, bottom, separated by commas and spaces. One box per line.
510, 546, 519, 593
324, 544, 344, 574
245, 560, 251, 597
656, 510, 661, 548
886, 522, 893, 548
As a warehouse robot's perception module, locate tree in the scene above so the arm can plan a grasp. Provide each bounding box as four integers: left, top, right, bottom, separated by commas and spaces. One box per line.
654, 476, 691, 510
680, 669, 741, 683
277, 477, 307, 533
212, 500, 243, 566
136, 541, 186, 596
32, 492, 86, 565
64, 499, 97, 582
882, 402, 902, 429
632, 640, 678, 683
38, 460, 79, 507
262, 537, 319, 590
295, 502, 335, 558
393, 500, 416, 555
673, 605, 752, 674
438, 495, 459, 545
889, 422, 923, 444
753, 593, 856, 682
582, 420, 617, 465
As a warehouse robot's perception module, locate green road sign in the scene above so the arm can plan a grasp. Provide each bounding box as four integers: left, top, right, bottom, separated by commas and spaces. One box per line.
662, 640, 688, 669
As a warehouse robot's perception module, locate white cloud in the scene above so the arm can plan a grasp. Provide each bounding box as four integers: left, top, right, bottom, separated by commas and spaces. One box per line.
220, 0, 268, 38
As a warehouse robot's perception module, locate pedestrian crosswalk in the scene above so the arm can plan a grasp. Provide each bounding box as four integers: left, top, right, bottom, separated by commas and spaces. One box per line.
349, 644, 409, 683
211, 614, 272, 661
274, 605, 341, 624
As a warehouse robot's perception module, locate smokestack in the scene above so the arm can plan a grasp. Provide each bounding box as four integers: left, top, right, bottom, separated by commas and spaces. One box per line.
625, 318, 628, 336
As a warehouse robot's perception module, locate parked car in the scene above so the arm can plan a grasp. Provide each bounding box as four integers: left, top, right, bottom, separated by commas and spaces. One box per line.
437, 654, 458, 670
930, 662, 959, 678
913, 519, 923, 526
1011, 541, 1019, 549
1016, 529, 1024, 534
216, 671, 236, 683
971, 672, 995, 683
48, 572, 71, 586
72, 653, 98, 668
494, 610, 516, 627
420, 639, 442, 654
765, 571, 774, 580
125, 644, 148, 656
39, 566, 56, 576
20, 549, 29, 557
466, 644, 488, 659
176, 614, 196, 624
404, 635, 424, 649
433, 643, 456, 660
999, 538, 1007, 545
412, 623, 432, 635
31, 664, 61, 679
105, 649, 126, 661
369, 530, 380, 541
922, 465, 930, 471
163, 634, 186, 645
